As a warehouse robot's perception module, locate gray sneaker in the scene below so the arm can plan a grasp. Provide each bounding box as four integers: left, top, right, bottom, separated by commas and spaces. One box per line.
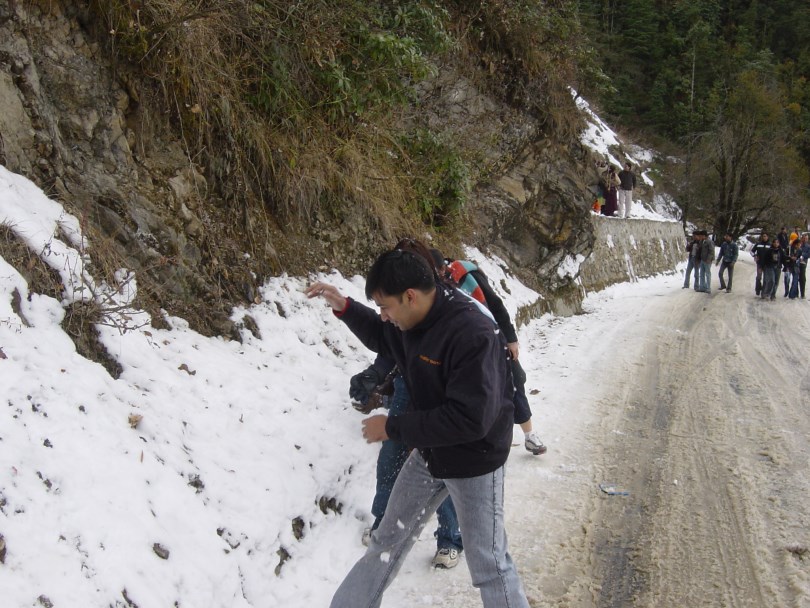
524, 431, 547, 455
431, 547, 460, 569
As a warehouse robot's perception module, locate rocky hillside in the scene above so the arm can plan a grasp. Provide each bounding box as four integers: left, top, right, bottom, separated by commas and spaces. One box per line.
0, 0, 663, 340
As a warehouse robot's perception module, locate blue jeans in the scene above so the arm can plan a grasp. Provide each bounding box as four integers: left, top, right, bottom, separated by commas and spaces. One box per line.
370, 377, 409, 526
684, 257, 697, 288
435, 497, 463, 551
788, 268, 800, 298
762, 266, 778, 298
372, 377, 462, 552
331, 451, 529, 608
772, 267, 782, 297
698, 261, 712, 292
718, 260, 735, 290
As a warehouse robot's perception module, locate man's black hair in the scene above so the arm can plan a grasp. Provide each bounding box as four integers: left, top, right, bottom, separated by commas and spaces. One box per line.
365, 249, 436, 300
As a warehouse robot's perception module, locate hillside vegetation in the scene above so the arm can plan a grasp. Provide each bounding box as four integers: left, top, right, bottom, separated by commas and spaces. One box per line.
579, 0, 810, 236
87, 0, 589, 247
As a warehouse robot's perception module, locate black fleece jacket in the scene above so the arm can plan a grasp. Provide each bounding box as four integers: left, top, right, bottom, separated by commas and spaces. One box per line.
335, 283, 515, 478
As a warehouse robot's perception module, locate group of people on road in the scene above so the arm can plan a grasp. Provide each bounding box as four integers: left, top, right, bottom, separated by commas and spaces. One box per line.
751, 227, 810, 300
682, 229, 729, 293
306, 237, 535, 608
683, 226, 810, 300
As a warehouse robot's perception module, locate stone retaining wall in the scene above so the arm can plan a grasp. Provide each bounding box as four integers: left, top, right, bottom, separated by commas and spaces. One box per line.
578, 215, 686, 293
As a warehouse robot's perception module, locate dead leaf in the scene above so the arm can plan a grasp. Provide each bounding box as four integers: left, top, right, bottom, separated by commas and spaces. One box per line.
0, 347, 6, 359
128, 414, 143, 429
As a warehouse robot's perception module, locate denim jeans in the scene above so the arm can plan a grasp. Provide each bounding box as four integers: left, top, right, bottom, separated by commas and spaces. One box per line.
718, 260, 734, 290
762, 266, 778, 298
330, 451, 530, 608
698, 261, 712, 292
435, 497, 463, 551
683, 258, 696, 288
372, 377, 461, 553
788, 268, 800, 299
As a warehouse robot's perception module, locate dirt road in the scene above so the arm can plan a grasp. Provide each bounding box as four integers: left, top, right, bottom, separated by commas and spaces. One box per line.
576, 259, 810, 607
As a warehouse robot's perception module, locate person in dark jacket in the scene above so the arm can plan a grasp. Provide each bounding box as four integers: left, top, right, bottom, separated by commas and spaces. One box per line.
697, 230, 715, 293
715, 233, 739, 292
434, 251, 547, 456
306, 250, 530, 608
786, 239, 801, 298
751, 232, 771, 296
761, 239, 785, 301
798, 234, 810, 298
617, 162, 637, 218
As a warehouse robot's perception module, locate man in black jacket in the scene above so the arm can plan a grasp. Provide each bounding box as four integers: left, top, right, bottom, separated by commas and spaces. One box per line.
306, 249, 530, 608
751, 232, 771, 295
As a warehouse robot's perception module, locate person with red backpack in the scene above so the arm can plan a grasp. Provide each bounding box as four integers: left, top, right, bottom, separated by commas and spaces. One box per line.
432, 250, 547, 456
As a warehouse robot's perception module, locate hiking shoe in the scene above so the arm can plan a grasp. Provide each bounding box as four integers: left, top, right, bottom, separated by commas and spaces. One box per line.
432, 548, 460, 569
361, 527, 372, 547
524, 432, 547, 455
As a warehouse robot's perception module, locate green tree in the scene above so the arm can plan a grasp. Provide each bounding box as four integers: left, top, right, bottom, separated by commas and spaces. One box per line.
684, 68, 809, 237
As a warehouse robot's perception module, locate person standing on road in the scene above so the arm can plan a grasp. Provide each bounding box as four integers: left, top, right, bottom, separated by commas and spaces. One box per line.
306, 250, 531, 608
697, 231, 715, 293
761, 239, 784, 301
798, 234, 810, 298
683, 232, 699, 289
617, 162, 637, 219
715, 233, 739, 293
751, 232, 771, 296
786, 239, 801, 299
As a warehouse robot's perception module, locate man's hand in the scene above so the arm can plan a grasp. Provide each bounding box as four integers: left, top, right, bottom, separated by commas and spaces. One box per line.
507, 341, 519, 361
361, 415, 389, 443
305, 281, 347, 312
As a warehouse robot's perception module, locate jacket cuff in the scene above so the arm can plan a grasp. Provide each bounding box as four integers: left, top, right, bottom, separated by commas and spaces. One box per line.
385, 416, 402, 442
333, 297, 351, 318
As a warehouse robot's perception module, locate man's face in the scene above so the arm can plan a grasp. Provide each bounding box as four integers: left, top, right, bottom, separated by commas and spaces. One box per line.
762, 234, 769, 242
373, 290, 423, 331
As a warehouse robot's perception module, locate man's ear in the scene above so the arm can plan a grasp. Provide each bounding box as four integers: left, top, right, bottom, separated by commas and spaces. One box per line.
404, 288, 417, 306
